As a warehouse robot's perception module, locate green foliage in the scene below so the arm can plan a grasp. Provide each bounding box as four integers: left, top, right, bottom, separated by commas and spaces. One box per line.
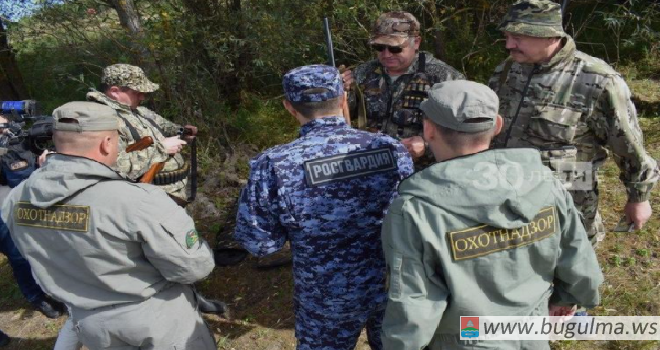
6, 0, 660, 142
569, 0, 660, 66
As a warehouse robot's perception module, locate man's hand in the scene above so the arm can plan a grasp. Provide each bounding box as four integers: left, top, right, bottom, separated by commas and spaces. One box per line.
37, 150, 52, 167
340, 69, 354, 92
182, 124, 198, 143
161, 136, 187, 155
549, 304, 576, 317
624, 200, 652, 230
400, 136, 426, 159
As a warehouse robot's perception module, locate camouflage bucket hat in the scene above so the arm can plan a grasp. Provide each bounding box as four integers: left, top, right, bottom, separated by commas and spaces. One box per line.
101, 64, 160, 93
282, 65, 343, 103
499, 0, 566, 38
369, 11, 420, 46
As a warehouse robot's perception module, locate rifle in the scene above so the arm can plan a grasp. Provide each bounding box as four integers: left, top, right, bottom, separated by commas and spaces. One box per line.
126, 127, 196, 193
124, 136, 164, 184
322, 17, 352, 126
125, 136, 154, 153
178, 127, 197, 202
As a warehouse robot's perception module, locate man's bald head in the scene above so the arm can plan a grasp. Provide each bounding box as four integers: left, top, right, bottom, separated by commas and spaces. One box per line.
53, 129, 117, 155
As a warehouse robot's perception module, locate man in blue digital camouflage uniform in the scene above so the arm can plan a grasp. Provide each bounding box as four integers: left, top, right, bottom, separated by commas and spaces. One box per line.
235, 65, 414, 350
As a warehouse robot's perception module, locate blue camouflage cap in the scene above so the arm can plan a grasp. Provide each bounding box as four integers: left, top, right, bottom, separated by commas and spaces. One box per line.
282, 65, 343, 102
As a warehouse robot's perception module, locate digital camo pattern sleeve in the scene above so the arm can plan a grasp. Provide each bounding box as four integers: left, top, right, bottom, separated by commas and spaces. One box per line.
392, 138, 414, 180
136, 186, 214, 284
589, 75, 659, 202
550, 182, 603, 308
373, 134, 414, 182
381, 197, 448, 349
235, 155, 288, 257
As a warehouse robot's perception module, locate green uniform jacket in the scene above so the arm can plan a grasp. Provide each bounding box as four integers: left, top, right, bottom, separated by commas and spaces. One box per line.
381, 148, 603, 349
0, 154, 213, 310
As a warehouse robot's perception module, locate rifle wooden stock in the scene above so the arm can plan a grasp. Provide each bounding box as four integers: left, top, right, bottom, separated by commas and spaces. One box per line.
125, 136, 165, 184
125, 136, 154, 153
342, 99, 352, 126
140, 162, 165, 184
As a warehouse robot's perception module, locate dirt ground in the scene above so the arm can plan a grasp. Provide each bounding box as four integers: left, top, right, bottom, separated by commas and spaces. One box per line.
0, 249, 376, 350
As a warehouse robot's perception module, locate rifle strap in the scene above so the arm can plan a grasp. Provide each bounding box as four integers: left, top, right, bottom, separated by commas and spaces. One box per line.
418, 52, 426, 73
355, 85, 368, 129
141, 114, 167, 136
498, 59, 514, 92
115, 111, 141, 142
188, 137, 197, 202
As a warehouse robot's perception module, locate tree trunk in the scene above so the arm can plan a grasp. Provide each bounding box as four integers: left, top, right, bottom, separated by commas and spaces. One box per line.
105, 0, 151, 64
104, 0, 173, 104
108, 0, 143, 38
427, 1, 447, 62
0, 18, 29, 100
226, 0, 245, 106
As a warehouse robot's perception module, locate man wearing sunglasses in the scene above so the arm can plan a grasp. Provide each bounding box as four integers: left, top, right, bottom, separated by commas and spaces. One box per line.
342, 11, 463, 169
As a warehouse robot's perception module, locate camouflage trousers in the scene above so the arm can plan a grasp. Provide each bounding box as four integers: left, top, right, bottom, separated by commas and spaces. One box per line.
295, 303, 385, 350
569, 189, 605, 246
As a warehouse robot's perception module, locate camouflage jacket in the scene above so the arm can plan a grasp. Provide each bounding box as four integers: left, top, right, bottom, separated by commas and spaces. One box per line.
350, 51, 464, 139
235, 116, 413, 317
87, 91, 188, 201
489, 37, 658, 203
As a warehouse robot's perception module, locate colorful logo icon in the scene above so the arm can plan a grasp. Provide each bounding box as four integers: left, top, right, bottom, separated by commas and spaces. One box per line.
460, 316, 479, 338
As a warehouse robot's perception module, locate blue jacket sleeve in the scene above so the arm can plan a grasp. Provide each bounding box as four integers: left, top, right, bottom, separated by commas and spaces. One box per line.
1, 149, 36, 188
234, 155, 288, 257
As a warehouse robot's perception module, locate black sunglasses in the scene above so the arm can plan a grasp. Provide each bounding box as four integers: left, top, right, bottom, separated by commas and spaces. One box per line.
371, 44, 405, 54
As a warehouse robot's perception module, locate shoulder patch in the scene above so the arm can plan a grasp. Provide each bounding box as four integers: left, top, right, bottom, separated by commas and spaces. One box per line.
14, 202, 90, 232
185, 229, 199, 249
9, 160, 28, 171
449, 206, 557, 261
304, 147, 398, 187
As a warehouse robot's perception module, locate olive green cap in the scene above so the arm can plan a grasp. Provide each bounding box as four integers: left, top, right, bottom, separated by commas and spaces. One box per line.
53, 102, 120, 132
420, 80, 499, 133
499, 0, 566, 38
